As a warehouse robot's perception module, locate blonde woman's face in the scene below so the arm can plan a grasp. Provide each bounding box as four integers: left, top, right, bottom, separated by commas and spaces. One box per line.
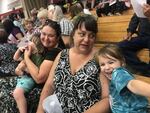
48, 9, 54, 20
25, 22, 33, 31
39, 17, 47, 25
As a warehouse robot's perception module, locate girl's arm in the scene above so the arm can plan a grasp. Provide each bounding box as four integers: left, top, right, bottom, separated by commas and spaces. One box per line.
127, 79, 150, 97
84, 73, 110, 113
13, 47, 24, 61
24, 45, 54, 84
36, 52, 61, 113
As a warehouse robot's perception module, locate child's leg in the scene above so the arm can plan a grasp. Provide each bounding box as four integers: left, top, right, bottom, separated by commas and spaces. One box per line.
13, 76, 35, 113
13, 88, 27, 113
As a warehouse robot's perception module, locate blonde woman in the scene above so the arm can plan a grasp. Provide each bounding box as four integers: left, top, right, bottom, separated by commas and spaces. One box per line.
48, 4, 74, 47
37, 9, 48, 29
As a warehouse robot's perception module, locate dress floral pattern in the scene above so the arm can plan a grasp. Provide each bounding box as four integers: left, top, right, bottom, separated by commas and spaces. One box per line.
0, 43, 18, 76
54, 49, 101, 113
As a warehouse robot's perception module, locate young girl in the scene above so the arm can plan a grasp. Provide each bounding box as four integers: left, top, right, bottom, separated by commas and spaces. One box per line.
98, 44, 150, 113
13, 33, 44, 113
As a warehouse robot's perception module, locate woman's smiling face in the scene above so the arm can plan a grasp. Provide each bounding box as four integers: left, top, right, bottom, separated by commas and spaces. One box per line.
40, 25, 58, 50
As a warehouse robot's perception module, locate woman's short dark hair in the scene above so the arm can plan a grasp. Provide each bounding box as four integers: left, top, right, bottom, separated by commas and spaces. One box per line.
70, 14, 98, 46
72, 14, 98, 34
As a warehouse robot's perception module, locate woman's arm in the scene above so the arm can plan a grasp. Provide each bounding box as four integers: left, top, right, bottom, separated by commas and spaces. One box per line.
15, 32, 24, 41
84, 73, 110, 113
36, 52, 61, 113
127, 79, 150, 97
24, 45, 54, 84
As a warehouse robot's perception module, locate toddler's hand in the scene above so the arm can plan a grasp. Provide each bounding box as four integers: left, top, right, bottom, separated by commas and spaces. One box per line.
19, 47, 26, 52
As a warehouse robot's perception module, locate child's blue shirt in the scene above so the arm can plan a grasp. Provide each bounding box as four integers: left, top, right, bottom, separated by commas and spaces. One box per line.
110, 67, 148, 113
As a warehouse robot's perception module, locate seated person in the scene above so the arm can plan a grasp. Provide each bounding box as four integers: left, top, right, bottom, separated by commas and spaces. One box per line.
98, 44, 150, 113
13, 33, 44, 113
0, 19, 65, 113
0, 23, 17, 76
2, 19, 24, 44
36, 14, 110, 113
143, 3, 150, 19
0, 23, 39, 113
117, 0, 150, 77
48, 4, 73, 47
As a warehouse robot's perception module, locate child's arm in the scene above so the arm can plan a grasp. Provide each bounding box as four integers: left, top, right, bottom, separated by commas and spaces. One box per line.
127, 79, 150, 97
13, 47, 25, 61
15, 60, 27, 76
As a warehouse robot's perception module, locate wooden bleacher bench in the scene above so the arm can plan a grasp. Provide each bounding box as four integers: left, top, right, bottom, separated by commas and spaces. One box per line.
96, 15, 132, 43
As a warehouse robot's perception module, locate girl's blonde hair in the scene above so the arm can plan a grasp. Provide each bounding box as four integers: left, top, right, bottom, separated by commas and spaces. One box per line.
22, 18, 34, 28
30, 33, 44, 54
98, 44, 126, 66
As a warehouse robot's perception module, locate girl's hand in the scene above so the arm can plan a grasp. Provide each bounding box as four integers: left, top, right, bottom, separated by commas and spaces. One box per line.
19, 46, 26, 52
24, 45, 32, 59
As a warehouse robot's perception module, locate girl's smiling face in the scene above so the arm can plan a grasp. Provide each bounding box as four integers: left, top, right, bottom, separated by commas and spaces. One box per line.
99, 54, 123, 80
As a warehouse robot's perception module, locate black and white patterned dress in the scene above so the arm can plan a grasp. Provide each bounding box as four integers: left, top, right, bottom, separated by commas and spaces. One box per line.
0, 43, 18, 76
54, 49, 101, 113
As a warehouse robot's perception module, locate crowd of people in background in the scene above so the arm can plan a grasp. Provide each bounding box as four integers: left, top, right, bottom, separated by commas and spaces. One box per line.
96, 0, 131, 17
0, 0, 150, 113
